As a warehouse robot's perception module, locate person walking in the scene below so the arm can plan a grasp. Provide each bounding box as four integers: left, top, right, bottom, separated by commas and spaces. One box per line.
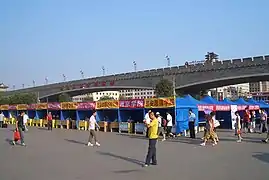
0, 111, 4, 128
200, 112, 218, 146
166, 112, 174, 138
259, 109, 268, 133
12, 113, 26, 146
235, 111, 243, 142
188, 109, 196, 139
23, 112, 29, 132
47, 112, 53, 130
156, 112, 166, 141
144, 111, 158, 167
87, 110, 100, 147
143, 110, 151, 137
243, 107, 251, 133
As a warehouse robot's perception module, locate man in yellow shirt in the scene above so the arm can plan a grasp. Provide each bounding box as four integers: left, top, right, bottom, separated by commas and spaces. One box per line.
144, 111, 158, 167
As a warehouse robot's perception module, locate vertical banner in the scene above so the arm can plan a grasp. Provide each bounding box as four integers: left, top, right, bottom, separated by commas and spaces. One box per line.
231, 105, 237, 130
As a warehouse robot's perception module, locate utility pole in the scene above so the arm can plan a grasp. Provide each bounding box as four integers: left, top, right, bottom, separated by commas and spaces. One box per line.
165, 55, 170, 66
102, 66, 105, 76
80, 70, 84, 78
133, 61, 137, 72
63, 74, 66, 81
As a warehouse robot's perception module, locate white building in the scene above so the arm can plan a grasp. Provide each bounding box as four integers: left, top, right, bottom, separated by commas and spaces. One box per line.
72, 91, 120, 102
209, 83, 250, 100
119, 89, 155, 99
249, 81, 269, 92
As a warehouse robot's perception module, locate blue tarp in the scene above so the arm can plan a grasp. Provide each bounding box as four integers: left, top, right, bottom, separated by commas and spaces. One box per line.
234, 98, 252, 105
176, 97, 199, 133
259, 100, 269, 108
201, 96, 227, 105
247, 98, 267, 108
222, 98, 237, 105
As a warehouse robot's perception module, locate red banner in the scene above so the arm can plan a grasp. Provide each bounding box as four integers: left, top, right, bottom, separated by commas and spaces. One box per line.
198, 105, 215, 111
27, 104, 37, 110
77, 102, 96, 110
119, 99, 144, 108
48, 103, 61, 110
215, 105, 231, 111
9, 105, 17, 110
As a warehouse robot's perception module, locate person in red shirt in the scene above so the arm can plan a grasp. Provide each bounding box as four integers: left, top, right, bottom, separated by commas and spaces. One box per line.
47, 112, 53, 131
243, 107, 251, 133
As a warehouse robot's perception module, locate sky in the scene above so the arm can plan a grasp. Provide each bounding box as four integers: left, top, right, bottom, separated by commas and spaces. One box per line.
1, 0, 269, 89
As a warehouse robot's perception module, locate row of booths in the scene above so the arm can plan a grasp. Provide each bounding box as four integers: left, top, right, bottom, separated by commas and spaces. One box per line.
1, 96, 269, 134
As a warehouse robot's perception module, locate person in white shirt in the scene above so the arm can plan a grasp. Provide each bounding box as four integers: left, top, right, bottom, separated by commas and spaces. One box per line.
166, 112, 174, 138
87, 110, 100, 147
23, 112, 29, 132
156, 112, 166, 141
143, 110, 151, 137
0, 111, 4, 128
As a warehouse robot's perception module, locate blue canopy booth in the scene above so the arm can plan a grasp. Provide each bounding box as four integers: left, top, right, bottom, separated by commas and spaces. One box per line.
182, 95, 213, 126
175, 97, 198, 134
0, 105, 10, 118
258, 100, 269, 114
118, 99, 145, 133
144, 97, 176, 124
27, 104, 37, 119
96, 100, 119, 132
76, 102, 95, 130
47, 103, 61, 120
36, 105, 48, 120
9, 105, 18, 118
201, 96, 232, 129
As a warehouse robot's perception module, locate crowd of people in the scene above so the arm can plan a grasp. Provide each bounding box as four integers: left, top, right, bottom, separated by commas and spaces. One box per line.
1, 105, 268, 168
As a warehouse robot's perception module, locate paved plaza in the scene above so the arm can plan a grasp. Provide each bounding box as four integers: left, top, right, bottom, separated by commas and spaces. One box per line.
0, 126, 269, 180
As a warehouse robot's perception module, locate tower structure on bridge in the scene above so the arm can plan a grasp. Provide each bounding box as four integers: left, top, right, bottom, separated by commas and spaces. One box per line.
0, 83, 8, 92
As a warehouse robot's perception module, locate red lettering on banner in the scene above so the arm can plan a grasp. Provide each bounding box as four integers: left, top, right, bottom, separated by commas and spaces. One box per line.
101, 81, 106, 86
110, 80, 115, 86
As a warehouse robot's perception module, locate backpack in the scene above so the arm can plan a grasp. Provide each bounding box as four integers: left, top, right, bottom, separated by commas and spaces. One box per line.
162, 118, 167, 127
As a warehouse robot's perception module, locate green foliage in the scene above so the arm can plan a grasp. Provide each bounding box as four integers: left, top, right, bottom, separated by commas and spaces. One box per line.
99, 95, 114, 101
155, 79, 174, 97
58, 93, 72, 102
0, 93, 38, 105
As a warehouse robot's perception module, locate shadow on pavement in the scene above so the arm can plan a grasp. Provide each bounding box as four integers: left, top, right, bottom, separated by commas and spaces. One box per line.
64, 139, 86, 145
37, 128, 49, 131
113, 169, 143, 174
252, 152, 269, 164
96, 151, 144, 166
5, 138, 13, 145
116, 133, 147, 140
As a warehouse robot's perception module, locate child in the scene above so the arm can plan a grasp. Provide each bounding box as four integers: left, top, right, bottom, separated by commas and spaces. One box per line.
235, 111, 243, 142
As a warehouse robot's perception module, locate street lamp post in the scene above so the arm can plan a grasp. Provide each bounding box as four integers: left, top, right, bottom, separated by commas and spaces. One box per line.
80, 70, 84, 78
165, 55, 170, 67
133, 61, 137, 72
102, 66, 105, 76
45, 77, 48, 85
63, 74, 66, 81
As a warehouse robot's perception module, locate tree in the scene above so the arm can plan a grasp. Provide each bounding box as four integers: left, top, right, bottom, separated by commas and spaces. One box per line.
0, 93, 38, 105
155, 79, 174, 97
58, 93, 72, 102
99, 96, 114, 101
